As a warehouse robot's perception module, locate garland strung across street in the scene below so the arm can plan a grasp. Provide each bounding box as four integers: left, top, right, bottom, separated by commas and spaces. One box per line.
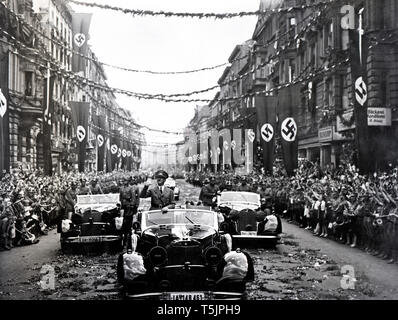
0, 9, 323, 101
3, 38, 350, 105
0, 1, 325, 76
66, 0, 334, 19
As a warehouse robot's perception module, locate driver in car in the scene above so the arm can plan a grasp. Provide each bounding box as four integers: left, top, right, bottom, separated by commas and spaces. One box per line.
140, 170, 175, 211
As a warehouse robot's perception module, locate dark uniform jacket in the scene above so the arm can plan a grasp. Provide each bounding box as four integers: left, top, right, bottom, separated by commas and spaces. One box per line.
90, 184, 103, 195
78, 186, 90, 195
200, 184, 219, 206
120, 185, 140, 208
140, 184, 175, 211
64, 188, 77, 212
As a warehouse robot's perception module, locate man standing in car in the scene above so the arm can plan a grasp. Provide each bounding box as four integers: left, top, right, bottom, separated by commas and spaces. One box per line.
65, 182, 78, 219
120, 177, 140, 247
200, 176, 219, 207
140, 170, 175, 211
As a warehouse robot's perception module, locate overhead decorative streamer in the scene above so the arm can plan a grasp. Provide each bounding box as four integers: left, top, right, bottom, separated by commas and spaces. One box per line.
67, 0, 332, 19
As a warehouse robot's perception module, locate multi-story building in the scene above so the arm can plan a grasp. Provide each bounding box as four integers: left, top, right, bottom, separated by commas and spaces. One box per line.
249, 0, 398, 171
1, 0, 48, 171
185, 0, 398, 174
0, 0, 141, 176
32, 0, 74, 174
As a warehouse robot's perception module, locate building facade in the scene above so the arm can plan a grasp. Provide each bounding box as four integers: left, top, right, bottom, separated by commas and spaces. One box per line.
185, 0, 398, 173
0, 0, 141, 176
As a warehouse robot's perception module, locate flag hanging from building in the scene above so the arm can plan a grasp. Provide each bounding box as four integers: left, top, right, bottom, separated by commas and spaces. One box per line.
43, 73, 55, 176
349, 26, 370, 173
126, 142, 132, 171
255, 95, 277, 174
0, 47, 10, 177
104, 116, 112, 173
277, 85, 300, 176
110, 129, 120, 171
70, 101, 90, 172
71, 13, 92, 73
120, 139, 127, 170
97, 115, 106, 172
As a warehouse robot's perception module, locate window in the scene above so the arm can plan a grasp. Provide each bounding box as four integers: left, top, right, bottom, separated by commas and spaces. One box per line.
25, 71, 33, 96
325, 78, 333, 106
289, 59, 295, 81
340, 75, 349, 110
310, 43, 316, 66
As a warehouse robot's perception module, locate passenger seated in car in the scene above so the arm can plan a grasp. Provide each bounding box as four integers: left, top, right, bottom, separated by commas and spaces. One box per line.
258, 209, 278, 234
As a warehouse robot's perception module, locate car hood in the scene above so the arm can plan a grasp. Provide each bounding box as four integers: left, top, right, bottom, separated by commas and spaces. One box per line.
143, 224, 217, 241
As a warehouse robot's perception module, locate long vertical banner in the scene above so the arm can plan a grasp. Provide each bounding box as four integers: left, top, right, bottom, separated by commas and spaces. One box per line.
43, 74, 55, 176
0, 45, 10, 177
277, 85, 299, 176
71, 13, 92, 73
349, 25, 370, 173
110, 129, 120, 171
255, 95, 277, 174
70, 101, 90, 172
97, 115, 106, 172
105, 116, 112, 173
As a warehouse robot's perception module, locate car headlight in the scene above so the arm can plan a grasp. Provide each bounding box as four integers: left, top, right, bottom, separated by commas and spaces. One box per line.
149, 246, 168, 266
204, 246, 223, 266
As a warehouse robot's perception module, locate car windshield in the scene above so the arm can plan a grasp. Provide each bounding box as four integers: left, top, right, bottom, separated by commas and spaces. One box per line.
219, 192, 260, 204
143, 209, 216, 229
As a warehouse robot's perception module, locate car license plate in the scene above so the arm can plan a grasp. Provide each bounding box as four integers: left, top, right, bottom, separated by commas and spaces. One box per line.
169, 292, 205, 300
241, 231, 257, 236
78, 236, 104, 243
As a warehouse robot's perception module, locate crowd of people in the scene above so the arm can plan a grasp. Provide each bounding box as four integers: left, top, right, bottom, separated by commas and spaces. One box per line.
0, 168, 148, 251
186, 161, 398, 265
2, 162, 398, 265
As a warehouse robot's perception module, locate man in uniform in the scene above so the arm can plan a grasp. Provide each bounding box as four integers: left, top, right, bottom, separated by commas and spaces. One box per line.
89, 178, 103, 195
199, 178, 210, 204
64, 182, 78, 220
140, 170, 175, 211
120, 177, 140, 246
199, 176, 219, 207
78, 178, 90, 195
238, 177, 251, 192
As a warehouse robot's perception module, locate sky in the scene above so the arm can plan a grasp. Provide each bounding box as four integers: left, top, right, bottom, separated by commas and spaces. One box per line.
69, 0, 260, 145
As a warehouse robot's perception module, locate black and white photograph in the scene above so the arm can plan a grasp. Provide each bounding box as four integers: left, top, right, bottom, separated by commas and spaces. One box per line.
0, 0, 398, 309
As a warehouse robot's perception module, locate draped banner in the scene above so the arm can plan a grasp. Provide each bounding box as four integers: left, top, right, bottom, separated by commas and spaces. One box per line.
71, 13, 92, 73
43, 74, 55, 176
70, 101, 90, 172
126, 142, 132, 171
105, 117, 112, 173
349, 28, 370, 173
121, 138, 127, 170
0, 44, 10, 177
255, 95, 277, 174
97, 115, 106, 172
110, 129, 120, 171
277, 85, 300, 176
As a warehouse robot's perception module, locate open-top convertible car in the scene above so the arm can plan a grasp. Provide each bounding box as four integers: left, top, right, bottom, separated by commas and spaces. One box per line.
59, 193, 123, 254
117, 208, 254, 300
217, 191, 282, 247
165, 177, 180, 201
